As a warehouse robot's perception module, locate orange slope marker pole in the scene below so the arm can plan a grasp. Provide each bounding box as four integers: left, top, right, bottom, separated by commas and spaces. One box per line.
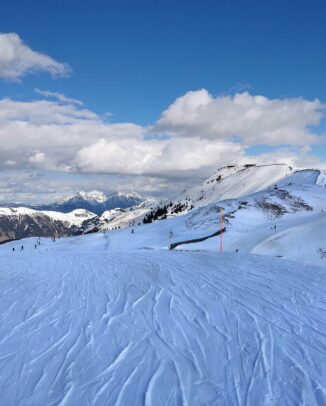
219, 208, 223, 254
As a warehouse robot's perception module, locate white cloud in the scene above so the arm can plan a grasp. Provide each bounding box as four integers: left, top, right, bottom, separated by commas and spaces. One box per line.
0, 95, 246, 177
5, 160, 16, 166
74, 138, 244, 175
35, 88, 82, 106
154, 90, 326, 146
28, 152, 46, 165
0, 33, 70, 80
0, 170, 181, 204
244, 148, 321, 168
0, 89, 324, 200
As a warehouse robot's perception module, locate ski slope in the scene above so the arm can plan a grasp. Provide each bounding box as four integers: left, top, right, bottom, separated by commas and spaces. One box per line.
177, 164, 296, 208
173, 169, 326, 267
0, 235, 326, 405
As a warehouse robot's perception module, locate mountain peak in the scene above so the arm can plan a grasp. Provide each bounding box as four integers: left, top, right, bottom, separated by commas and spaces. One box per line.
46, 190, 144, 215
74, 190, 108, 203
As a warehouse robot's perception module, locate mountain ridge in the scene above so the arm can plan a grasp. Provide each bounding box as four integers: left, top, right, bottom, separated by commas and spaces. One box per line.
0, 163, 325, 244
0, 191, 144, 216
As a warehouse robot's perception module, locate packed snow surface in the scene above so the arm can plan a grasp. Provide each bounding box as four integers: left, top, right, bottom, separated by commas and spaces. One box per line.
1, 234, 326, 405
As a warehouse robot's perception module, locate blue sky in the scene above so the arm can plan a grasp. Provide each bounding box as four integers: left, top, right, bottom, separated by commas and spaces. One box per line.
0, 0, 325, 202
1, 0, 326, 123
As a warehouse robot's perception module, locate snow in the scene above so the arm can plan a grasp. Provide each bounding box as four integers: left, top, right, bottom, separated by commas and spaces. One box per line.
59, 190, 109, 204
1, 164, 326, 404
39, 208, 97, 225
0, 207, 96, 226
177, 164, 295, 208
317, 170, 326, 186
171, 171, 326, 267
0, 234, 326, 404
78, 190, 108, 203
252, 215, 326, 265
60, 190, 143, 205
99, 206, 152, 230
94, 173, 326, 267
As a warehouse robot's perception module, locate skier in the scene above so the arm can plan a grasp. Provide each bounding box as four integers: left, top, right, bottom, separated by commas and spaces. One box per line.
131, 229, 134, 234
12, 247, 15, 252
21, 245, 24, 251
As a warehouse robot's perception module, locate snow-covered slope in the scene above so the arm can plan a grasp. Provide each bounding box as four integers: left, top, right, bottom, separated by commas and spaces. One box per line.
177, 163, 296, 208
123, 164, 303, 227
0, 233, 326, 404
0, 207, 96, 243
99, 206, 151, 230
69, 166, 326, 268
79, 167, 326, 267
172, 169, 326, 266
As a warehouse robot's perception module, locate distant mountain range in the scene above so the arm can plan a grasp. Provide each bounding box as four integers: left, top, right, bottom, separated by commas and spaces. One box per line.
1, 164, 325, 245
38, 191, 143, 215
0, 191, 144, 216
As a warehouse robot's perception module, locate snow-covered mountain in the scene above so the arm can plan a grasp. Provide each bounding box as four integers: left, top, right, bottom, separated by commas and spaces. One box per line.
0, 191, 144, 216
88, 164, 324, 233
96, 164, 305, 228
169, 168, 326, 266
98, 201, 156, 231
88, 165, 326, 267
37, 191, 144, 215
0, 207, 96, 243
174, 163, 296, 208
1, 164, 325, 254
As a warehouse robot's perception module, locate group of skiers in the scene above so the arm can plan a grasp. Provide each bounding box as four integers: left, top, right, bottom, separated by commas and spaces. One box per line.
12, 245, 24, 252
11, 235, 60, 252
34, 237, 42, 249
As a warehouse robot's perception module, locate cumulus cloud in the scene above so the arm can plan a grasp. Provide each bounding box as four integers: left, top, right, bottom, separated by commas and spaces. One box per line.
0, 89, 324, 199
0, 33, 70, 80
0, 95, 246, 177
74, 138, 244, 176
0, 97, 145, 172
154, 89, 326, 146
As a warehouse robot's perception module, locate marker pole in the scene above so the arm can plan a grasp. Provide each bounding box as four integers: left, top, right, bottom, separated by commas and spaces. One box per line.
219, 208, 223, 254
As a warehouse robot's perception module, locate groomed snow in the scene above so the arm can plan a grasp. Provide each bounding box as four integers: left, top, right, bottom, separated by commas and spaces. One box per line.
0, 234, 326, 404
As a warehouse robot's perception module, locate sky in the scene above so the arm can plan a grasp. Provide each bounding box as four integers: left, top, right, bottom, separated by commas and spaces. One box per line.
0, 0, 325, 203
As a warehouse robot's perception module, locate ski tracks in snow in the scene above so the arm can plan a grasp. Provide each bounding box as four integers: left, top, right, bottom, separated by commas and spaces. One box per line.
0, 250, 326, 405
